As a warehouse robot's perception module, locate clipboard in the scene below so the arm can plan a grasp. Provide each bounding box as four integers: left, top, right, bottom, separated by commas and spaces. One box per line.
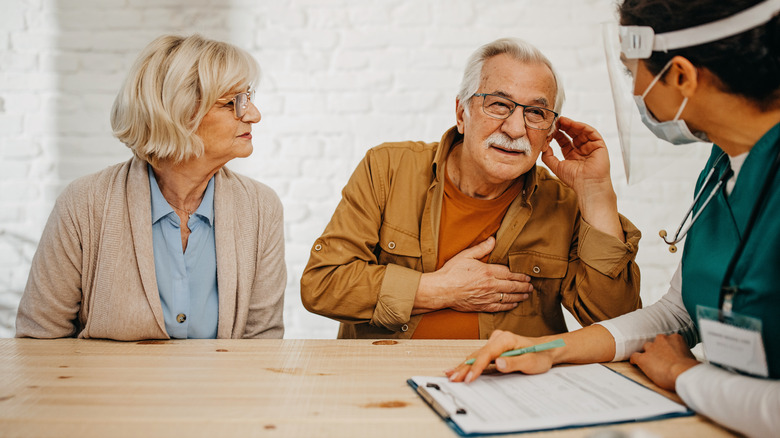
408, 364, 693, 436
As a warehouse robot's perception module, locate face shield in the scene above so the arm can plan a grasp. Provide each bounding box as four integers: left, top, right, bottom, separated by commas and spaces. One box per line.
602, 0, 780, 184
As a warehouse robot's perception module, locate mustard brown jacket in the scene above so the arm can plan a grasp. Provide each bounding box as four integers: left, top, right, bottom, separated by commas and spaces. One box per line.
301, 127, 641, 339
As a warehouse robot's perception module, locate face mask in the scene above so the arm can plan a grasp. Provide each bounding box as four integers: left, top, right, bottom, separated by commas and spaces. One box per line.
633, 61, 709, 145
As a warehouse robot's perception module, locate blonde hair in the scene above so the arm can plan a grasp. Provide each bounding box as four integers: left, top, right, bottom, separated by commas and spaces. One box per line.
111, 34, 259, 165
457, 38, 565, 116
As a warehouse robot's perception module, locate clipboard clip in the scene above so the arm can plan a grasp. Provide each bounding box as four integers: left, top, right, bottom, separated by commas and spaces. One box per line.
424, 383, 467, 415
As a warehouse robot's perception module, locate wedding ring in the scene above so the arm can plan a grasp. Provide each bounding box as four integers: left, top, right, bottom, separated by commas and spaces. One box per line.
499, 293, 504, 303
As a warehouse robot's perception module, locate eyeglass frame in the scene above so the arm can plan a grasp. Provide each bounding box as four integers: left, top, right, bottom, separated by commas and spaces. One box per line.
215, 90, 255, 119
472, 93, 558, 130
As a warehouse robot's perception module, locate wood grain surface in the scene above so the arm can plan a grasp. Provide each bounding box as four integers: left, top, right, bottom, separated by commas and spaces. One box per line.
0, 339, 736, 437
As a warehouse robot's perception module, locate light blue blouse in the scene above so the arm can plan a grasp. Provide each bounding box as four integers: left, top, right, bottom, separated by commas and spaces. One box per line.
148, 165, 218, 339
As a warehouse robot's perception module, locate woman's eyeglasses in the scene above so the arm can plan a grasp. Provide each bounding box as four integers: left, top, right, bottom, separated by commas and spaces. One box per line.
216, 90, 255, 119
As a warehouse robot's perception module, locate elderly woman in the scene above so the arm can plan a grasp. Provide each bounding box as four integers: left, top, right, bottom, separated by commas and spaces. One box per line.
15, 34, 285, 340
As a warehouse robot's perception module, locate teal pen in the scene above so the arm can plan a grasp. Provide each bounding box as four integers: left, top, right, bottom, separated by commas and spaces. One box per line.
464, 338, 565, 365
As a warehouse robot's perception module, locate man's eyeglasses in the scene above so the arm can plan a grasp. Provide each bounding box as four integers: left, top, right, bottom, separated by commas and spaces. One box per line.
216, 90, 255, 119
473, 93, 558, 130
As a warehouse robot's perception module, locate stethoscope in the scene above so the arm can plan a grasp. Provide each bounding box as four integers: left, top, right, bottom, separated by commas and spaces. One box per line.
659, 152, 732, 253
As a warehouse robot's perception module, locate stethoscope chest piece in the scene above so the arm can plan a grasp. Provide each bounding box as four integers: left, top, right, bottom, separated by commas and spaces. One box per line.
659, 230, 678, 253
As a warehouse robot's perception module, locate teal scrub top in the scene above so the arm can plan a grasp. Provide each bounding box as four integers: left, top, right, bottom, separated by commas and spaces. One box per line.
681, 122, 780, 378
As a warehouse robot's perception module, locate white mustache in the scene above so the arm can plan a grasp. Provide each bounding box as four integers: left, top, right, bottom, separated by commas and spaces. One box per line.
483, 133, 532, 154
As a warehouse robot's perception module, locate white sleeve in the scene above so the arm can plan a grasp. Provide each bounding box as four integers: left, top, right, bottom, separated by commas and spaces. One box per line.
599, 262, 780, 437
676, 364, 780, 438
597, 262, 698, 361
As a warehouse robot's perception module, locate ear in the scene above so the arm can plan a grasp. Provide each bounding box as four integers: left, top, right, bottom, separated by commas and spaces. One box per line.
541, 119, 558, 151
541, 135, 552, 153
455, 97, 466, 134
665, 56, 699, 98
546, 120, 558, 142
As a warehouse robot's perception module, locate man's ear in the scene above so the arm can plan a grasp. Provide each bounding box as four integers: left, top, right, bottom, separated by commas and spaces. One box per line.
546, 125, 556, 142
665, 55, 699, 99
543, 121, 558, 150
541, 137, 552, 154
455, 97, 466, 134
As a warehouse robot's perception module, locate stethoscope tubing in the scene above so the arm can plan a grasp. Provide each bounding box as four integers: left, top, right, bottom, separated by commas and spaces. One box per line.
661, 152, 731, 247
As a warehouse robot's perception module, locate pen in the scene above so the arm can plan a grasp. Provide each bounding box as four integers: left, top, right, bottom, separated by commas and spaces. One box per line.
463, 338, 565, 365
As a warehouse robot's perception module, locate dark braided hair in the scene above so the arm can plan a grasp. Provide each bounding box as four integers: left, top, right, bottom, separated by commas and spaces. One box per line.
618, 0, 780, 110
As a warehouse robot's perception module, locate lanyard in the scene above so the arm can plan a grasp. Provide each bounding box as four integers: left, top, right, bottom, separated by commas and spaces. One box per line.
719, 141, 780, 315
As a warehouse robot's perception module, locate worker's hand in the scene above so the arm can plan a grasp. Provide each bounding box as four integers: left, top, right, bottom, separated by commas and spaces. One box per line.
629, 333, 701, 391
415, 237, 533, 313
446, 330, 554, 383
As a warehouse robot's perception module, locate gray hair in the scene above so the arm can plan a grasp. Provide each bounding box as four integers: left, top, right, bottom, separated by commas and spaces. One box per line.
457, 37, 565, 116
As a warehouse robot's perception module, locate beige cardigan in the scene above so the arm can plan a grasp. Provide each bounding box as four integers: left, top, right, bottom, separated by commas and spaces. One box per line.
16, 157, 285, 340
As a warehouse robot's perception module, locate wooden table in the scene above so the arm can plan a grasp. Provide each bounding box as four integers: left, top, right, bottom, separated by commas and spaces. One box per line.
0, 339, 735, 437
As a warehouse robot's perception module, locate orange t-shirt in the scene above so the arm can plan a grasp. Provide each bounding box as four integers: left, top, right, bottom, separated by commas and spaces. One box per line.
412, 165, 523, 339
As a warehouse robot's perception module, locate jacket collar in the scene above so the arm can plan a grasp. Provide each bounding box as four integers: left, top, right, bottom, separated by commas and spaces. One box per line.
431, 126, 463, 180
432, 125, 539, 203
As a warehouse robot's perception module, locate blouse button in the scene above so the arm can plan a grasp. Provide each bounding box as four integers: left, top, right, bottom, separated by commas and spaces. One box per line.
532, 266, 541, 274
314, 244, 322, 251
388, 241, 396, 250
176, 313, 187, 323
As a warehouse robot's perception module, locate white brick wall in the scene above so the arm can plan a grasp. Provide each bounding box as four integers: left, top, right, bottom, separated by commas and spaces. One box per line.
0, 0, 711, 339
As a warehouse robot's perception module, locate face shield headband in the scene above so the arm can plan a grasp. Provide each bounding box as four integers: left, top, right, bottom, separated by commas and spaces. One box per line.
603, 0, 780, 183
620, 0, 780, 60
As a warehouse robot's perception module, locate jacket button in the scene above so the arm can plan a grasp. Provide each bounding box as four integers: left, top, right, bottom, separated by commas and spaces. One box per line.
176, 313, 187, 323
388, 241, 396, 250
532, 266, 541, 274
314, 244, 322, 251
400, 324, 408, 332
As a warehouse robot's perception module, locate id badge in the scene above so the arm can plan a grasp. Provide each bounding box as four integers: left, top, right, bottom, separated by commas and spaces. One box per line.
696, 305, 769, 378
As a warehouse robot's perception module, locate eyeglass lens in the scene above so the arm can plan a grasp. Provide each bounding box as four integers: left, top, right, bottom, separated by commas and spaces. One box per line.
481, 94, 555, 129
234, 91, 253, 118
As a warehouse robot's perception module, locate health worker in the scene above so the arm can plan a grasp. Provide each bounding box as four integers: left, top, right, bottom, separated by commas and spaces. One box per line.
448, 1, 780, 437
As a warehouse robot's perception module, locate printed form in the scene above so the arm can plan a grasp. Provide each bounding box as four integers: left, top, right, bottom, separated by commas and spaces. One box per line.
410, 363, 691, 435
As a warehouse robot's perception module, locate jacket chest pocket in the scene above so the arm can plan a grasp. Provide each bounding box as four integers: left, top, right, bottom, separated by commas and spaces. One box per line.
377, 227, 422, 270
508, 252, 569, 316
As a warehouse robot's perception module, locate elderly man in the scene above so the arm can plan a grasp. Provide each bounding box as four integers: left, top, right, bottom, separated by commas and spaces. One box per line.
301, 38, 641, 339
